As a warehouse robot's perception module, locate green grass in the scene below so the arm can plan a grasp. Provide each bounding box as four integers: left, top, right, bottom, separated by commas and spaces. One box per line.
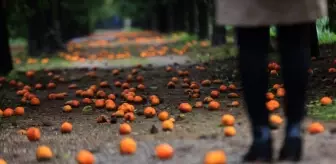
9, 37, 27, 46
307, 100, 336, 121
15, 57, 71, 72
187, 43, 237, 62
169, 32, 198, 42
121, 27, 143, 32
12, 51, 72, 72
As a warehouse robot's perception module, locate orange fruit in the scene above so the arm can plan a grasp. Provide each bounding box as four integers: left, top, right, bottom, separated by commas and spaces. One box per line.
119, 123, 132, 135
224, 126, 236, 137
266, 92, 275, 100
269, 114, 283, 125
150, 97, 160, 105
162, 120, 174, 131
14, 107, 25, 116
95, 99, 105, 108
195, 101, 203, 108
26, 127, 41, 141
276, 88, 285, 97
266, 100, 280, 111
144, 107, 156, 118
36, 145, 53, 161
30, 97, 41, 105
124, 112, 136, 121
210, 90, 220, 98
3, 108, 14, 117
76, 150, 95, 164
208, 101, 220, 110
308, 122, 325, 134
204, 150, 227, 164
221, 114, 235, 126
178, 103, 192, 113
320, 97, 332, 105
63, 105, 72, 113
155, 144, 174, 159
158, 111, 169, 121
61, 122, 72, 133
119, 137, 137, 154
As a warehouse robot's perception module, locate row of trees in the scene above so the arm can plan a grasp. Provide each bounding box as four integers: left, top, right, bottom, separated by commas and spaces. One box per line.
114, 0, 226, 45
113, 0, 323, 49
1, 0, 116, 75
7, 0, 115, 56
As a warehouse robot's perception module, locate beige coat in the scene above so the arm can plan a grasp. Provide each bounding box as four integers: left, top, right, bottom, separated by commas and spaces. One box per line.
215, 0, 328, 26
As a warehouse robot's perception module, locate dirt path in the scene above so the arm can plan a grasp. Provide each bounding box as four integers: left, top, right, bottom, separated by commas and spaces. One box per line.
70, 55, 194, 69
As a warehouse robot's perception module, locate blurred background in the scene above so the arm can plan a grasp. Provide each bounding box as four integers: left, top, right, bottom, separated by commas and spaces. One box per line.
2, 0, 336, 74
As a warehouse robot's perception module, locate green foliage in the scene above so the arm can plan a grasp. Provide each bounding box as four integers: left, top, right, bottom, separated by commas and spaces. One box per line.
308, 99, 336, 120
316, 17, 336, 44
9, 37, 27, 46
112, 0, 154, 19
268, 18, 336, 44
328, 0, 336, 32
7, 0, 117, 39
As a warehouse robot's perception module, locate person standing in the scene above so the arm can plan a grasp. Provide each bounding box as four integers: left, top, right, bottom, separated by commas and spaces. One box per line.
215, 0, 328, 162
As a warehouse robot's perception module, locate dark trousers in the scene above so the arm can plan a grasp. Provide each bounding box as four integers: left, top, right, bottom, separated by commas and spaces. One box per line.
236, 23, 311, 127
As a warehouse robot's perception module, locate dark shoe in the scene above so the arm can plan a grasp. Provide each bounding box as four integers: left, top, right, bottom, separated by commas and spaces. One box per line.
278, 137, 303, 162
243, 138, 273, 162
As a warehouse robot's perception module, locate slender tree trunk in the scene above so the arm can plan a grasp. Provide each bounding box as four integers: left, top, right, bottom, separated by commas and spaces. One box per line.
60, 3, 90, 42
151, 12, 158, 31
209, 0, 226, 46
310, 22, 320, 58
173, 0, 186, 32
212, 26, 227, 46
167, 3, 174, 33
48, 0, 65, 52
27, 0, 42, 56
0, 0, 13, 75
187, 0, 197, 34
156, 3, 168, 33
197, 0, 209, 40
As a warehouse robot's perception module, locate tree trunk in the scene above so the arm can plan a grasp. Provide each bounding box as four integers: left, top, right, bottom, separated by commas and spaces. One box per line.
156, 3, 168, 33
60, 3, 90, 42
27, 0, 43, 56
173, 1, 186, 32
167, 3, 174, 33
212, 26, 227, 46
310, 22, 320, 58
150, 12, 158, 31
209, 0, 226, 46
187, 0, 197, 34
0, 0, 13, 75
197, 0, 209, 40
47, 0, 65, 52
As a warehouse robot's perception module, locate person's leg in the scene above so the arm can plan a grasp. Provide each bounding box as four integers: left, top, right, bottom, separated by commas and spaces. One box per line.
276, 22, 311, 161
211, 25, 227, 46
236, 26, 272, 162
310, 22, 320, 58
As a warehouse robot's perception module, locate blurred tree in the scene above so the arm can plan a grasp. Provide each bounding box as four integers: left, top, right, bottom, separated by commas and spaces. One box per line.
0, 0, 14, 75
328, 0, 336, 32
172, 0, 187, 32
6, 0, 115, 56
186, 0, 197, 34
197, 0, 209, 39
209, 0, 226, 46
